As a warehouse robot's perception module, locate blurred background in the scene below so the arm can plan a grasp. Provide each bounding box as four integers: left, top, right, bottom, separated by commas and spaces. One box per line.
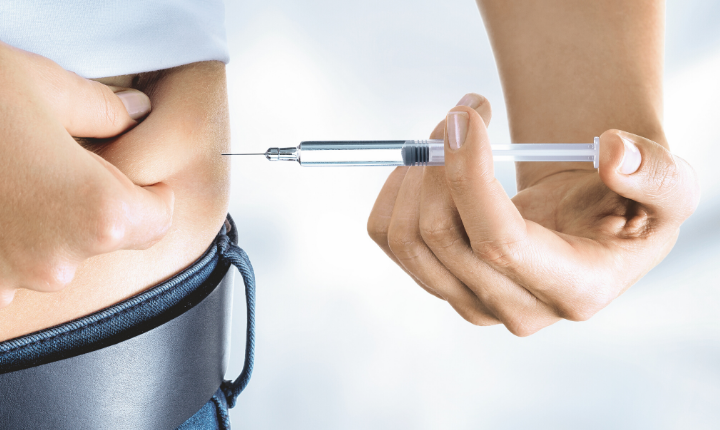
222, 1, 720, 428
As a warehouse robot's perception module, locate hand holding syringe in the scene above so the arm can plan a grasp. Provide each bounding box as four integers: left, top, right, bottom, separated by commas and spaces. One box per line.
222, 88, 699, 339
223, 138, 600, 168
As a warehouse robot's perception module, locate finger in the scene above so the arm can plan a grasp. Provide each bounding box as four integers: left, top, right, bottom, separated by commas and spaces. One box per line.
367, 167, 411, 263
0, 288, 16, 309
456, 93, 492, 125
405, 92, 499, 323
371, 93, 490, 249
368, 167, 409, 245
388, 167, 498, 324
368, 93, 492, 305
598, 129, 700, 224
442, 105, 592, 318
429, 93, 492, 139
388, 93, 495, 316
420, 167, 558, 335
443, 106, 530, 268
10, 43, 151, 137
368, 168, 443, 298
87, 152, 174, 253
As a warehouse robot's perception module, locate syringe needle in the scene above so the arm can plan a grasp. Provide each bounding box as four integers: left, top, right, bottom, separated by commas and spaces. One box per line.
221, 153, 266, 155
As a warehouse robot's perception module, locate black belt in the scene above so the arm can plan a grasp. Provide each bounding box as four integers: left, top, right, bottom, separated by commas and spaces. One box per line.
0, 222, 256, 429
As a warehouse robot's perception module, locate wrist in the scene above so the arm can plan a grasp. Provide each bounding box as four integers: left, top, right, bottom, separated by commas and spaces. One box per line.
515, 162, 594, 190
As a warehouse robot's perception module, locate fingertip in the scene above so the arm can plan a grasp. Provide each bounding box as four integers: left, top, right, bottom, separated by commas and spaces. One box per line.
456, 93, 492, 126
74, 80, 153, 138
115, 89, 152, 121
598, 130, 699, 221
598, 129, 626, 184
446, 109, 470, 152
456, 93, 484, 108
135, 182, 175, 248
445, 105, 490, 154
674, 154, 702, 217
617, 134, 642, 175
448, 104, 486, 125
443, 105, 496, 198
0, 288, 17, 308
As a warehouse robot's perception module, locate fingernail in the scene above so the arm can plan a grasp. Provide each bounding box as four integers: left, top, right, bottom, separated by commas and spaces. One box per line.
0, 289, 16, 308
618, 136, 642, 175
116, 90, 151, 120
456, 93, 483, 109
447, 112, 469, 150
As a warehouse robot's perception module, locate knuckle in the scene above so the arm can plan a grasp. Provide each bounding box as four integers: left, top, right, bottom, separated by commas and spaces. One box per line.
419, 215, 462, 250
447, 297, 500, 327
677, 158, 701, 218
470, 239, 520, 269
501, 295, 552, 337
444, 156, 493, 193
503, 313, 540, 337
464, 312, 495, 327
91, 194, 127, 251
555, 290, 609, 322
444, 169, 473, 194
387, 223, 422, 261
559, 306, 596, 322
34, 259, 78, 293
95, 84, 122, 129
505, 322, 537, 338
367, 214, 390, 245
454, 306, 497, 327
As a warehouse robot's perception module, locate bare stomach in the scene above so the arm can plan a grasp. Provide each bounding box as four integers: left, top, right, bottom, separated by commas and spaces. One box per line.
0, 61, 231, 341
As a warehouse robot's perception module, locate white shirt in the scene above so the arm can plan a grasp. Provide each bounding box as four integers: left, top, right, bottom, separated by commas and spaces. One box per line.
0, 0, 229, 78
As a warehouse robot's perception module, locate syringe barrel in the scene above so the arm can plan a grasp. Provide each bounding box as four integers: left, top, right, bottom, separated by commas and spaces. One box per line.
297, 138, 600, 168
298, 141, 406, 166
399, 140, 599, 167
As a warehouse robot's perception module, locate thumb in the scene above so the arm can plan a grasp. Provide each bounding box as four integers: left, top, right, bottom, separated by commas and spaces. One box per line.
57, 79, 152, 138
87, 152, 175, 252
14, 44, 152, 138
598, 129, 700, 223
443, 106, 527, 249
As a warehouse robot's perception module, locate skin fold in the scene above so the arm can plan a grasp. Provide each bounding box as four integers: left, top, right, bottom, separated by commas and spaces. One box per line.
0, 60, 230, 341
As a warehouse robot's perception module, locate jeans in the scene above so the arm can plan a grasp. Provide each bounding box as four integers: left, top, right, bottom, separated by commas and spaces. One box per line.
177, 388, 231, 430
0, 215, 255, 430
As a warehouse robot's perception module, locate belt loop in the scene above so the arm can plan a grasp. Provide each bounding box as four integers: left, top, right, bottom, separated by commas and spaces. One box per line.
218, 236, 256, 408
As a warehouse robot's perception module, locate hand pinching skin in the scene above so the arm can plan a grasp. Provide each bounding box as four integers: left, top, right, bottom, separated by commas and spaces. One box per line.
0, 42, 174, 307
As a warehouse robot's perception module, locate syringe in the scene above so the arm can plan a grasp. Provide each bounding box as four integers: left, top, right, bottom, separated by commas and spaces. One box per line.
223, 138, 600, 168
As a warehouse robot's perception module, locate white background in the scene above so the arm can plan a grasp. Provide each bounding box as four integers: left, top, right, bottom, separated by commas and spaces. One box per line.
222, 1, 720, 428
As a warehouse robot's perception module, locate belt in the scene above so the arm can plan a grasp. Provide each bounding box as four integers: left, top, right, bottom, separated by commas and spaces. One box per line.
0, 223, 256, 429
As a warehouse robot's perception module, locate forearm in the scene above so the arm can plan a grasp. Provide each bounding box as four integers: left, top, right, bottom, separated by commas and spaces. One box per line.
476, 0, 666, 188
